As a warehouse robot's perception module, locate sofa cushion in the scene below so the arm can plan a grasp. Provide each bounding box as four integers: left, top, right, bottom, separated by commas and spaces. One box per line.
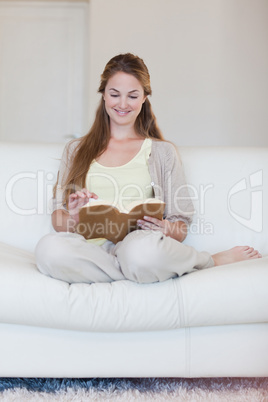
0, 242, 267, 333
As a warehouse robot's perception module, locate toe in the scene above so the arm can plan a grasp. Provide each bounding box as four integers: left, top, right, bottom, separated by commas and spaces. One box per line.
250, 250, 258, 258
249, 250, 262, 259
246, 247, 254, 255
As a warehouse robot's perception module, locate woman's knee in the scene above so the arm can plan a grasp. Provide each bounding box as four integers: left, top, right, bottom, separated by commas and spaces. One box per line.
35, 233, 60, 275
35, 232, 77, 276
116, 230, 177, 283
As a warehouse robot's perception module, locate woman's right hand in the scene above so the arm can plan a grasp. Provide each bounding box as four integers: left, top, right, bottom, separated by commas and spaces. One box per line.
68, 189, 98, 225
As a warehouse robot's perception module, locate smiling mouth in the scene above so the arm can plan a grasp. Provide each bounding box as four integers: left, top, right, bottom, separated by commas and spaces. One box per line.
114, 109, 130, 116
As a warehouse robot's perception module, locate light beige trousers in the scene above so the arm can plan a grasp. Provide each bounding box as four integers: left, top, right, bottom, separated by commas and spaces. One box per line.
35, 230, 214, 284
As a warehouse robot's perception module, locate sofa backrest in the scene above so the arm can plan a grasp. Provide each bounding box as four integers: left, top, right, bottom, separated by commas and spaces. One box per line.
1, 142, 267, 255
1, 142, 63, 252
181, 147, 267, 256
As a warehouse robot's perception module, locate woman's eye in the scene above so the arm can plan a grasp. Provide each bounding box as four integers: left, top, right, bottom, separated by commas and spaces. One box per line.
109, 94, 138, 99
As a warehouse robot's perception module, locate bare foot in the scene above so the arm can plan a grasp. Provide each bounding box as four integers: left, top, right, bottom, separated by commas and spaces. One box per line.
212, 246, 262, 267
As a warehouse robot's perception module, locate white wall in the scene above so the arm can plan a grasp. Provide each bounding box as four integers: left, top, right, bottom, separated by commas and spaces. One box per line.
0, 0, 267, 145
88, 0, 268, 146
0, 0, 89, 143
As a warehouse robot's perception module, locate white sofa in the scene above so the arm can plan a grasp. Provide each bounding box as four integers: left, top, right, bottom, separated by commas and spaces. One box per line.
0, 142, 267, 378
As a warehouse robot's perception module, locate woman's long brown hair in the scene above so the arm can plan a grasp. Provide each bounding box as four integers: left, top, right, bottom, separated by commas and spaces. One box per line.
59, 53, 164, 206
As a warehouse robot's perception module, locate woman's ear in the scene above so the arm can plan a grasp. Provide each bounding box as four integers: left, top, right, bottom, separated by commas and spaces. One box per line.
143, 96, 147, 104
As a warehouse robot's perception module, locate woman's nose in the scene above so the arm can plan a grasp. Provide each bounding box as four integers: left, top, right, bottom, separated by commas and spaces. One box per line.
118, 96, 128, 109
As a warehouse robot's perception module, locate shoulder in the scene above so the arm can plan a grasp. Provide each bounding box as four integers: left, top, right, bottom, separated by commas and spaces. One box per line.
151, 139, 178, 153
61, 138, 82, 163
64, 138, 81, 154
151, 140, 181, 164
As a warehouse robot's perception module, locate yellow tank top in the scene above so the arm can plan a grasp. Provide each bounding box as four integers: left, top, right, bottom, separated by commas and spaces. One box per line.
86, 138, 153, 245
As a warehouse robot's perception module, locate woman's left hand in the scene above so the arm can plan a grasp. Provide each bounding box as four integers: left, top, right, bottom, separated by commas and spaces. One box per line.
137, 216, 187, 242
137, 216, 170, 235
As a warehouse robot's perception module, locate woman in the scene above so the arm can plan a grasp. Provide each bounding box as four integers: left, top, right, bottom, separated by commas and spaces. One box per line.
35, 53, 261, 284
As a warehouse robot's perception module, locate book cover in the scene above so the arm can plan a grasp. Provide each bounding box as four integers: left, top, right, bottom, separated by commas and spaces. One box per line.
76, 199, 165, 243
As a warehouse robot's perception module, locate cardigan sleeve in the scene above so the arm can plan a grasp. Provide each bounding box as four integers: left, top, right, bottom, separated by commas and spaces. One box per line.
51, 139, 80, 213
149, 141, 194, 225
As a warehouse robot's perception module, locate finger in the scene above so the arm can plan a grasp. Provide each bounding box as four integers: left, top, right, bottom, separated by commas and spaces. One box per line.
80, 189, 98, 199
137, 220, 163, 231
89, 192, 98, 199
80, 188, 91, 198
138, 218, 159, 226
137, 220, 150, 228
68, 193, 78, 204
76, 190, 88, 198
69, 193, 78, 201
143, 216, 163, 227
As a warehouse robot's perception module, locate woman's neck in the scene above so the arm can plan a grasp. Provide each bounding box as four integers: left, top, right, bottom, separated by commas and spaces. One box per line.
110, 122, 139, 140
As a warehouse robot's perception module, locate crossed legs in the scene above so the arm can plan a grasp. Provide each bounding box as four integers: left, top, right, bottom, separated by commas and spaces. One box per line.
35, 230, 214, 284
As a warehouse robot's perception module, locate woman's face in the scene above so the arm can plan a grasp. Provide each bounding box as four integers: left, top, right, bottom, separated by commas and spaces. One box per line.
103, 72, 146, 130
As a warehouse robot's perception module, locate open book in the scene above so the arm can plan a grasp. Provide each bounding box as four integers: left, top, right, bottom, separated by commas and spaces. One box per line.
76, 198, 165, 244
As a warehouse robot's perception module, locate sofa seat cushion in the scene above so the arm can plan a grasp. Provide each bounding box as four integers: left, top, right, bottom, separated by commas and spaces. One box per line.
0, 242, 267, 332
